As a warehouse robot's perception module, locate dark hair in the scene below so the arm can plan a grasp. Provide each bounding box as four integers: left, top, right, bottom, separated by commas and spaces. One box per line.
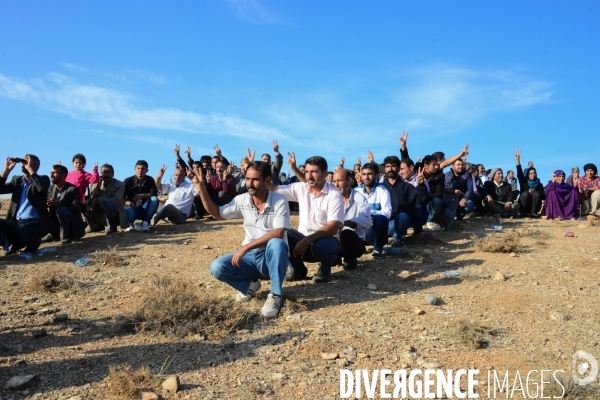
327, 171, 334, 175
298, 164, 305, 169
72, 153, 86, 165
383, 155, 400, 167
216, 159, 229, 167
453, 158, 464, 164
200, 155, 212, 163
135, 160, 148, 169
468, 165, 478, 174
192, 161, 203, 168
305, 156, 327, 173
261, 153, 271, 161
477, 164, 485, 169
361, 162, 379, 173
400, 158, 414, 168
246, 161, 271, 180
507, 169, 514, 175
486, 169, 492, 175
431, 151, 445, 161
583, 163, 598, 175
101, 163, 114, 174
24, 154, 40, 164
212, 156, 219, 161
422, 155, 435, 166
52, 164, 68, 176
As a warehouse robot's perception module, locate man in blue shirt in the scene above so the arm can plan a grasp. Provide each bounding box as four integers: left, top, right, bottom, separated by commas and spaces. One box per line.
0, 155, 50, 254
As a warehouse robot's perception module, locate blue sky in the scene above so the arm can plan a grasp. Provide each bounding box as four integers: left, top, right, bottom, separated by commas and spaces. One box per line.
0, 1, 598, 183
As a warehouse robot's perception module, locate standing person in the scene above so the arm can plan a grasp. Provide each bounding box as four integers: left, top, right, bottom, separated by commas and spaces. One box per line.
515, 150, 545, 216
151, 166, 197, 225
190, 161, 290, 318
270, 154, 344, 283
123, 160, 159, 232
85, 163, 127, 234
354, 163, 391, 259
0, 155, 50, 254
578, 163, 600, 216
64, 153, 99, 204
332, 168, 372, 270
45, 164, 86, 244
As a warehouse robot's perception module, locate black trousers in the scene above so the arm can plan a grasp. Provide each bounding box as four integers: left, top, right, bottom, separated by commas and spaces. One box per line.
519, 190, 542, 214
339, 229, 366, 262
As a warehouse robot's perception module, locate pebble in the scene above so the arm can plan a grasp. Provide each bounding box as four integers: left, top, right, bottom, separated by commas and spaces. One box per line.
494, 271, 506, 281
131, 286, 141, 293
162, 375, 180, 393
203, 245, 213, 250
367, 284, 377, 290
509, 252, 516, 257
31, 329, 47, 338
271, 373, 286, 380
141, 392, 159, 400
415, 309, 425, 315
67, 396, 82, 400
321, 352, 338, 360
3, 375, 36, 390
53, 313, 69, 322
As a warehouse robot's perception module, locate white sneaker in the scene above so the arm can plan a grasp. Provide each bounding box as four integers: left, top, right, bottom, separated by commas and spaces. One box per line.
261, 293, 283, 318
141, 221, 150, 232
125, 224, 138, 232
235, 281, 261, 302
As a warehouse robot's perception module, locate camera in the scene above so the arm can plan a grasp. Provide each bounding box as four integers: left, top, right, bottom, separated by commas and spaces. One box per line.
9, 157, 26, 164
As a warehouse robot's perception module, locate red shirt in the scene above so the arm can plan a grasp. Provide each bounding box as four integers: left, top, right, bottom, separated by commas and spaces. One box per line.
578, 176, 600, 199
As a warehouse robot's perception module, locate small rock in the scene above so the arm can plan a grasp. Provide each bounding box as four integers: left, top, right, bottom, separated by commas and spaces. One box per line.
131, 286, 141, 293
532, 282, 539, 286
4, 374, 36, 390
509, 252, 516, 257
68, 396, 82, 400
53, 313, 69, 322
162, 375, 180, 393
220, 338, 234, 348
92, 334, 103, 339
494, 271, 506, 281
367, 284, 377, 290
272, 373, 285, 380
37, 308, 51, 315
415, 309, 425, 315
31, 329, 47, 338
8, 281, 18, 286
321, 352, 339, 360
202, 245, 213, 250
423, 362, 440, 369
141, 392, 159, 400
336, 359, 348, 367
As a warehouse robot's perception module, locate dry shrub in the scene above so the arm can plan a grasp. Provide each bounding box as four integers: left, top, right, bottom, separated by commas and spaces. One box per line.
589, 218, 598, 227
105, 365, 161, 399
455, 320, 495, 349
132, 276, 255, 339
30, 269, 74, 293
93, 245, 129, 267
473, 231, 520, 253
517, 227, 549, 239
545, 374, 596, 399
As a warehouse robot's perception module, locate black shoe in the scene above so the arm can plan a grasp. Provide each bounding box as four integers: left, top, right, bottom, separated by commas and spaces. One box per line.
284, 268, 308, 282
342, 258, 358, 270
105, 228, 116, 235
312, 267, 330, 283
41, 234, 54, 243
59, 237, 72, 245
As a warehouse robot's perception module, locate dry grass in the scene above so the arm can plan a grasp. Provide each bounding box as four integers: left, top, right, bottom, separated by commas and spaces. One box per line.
105, 364, 161, 399
473, 231, 521, 253
544, 374, 596, 399
93, 245, 129, 267
29, 269, 75, 293
455, 320, 495, 349
131, 276, 256, 339
517, 227, 550, 239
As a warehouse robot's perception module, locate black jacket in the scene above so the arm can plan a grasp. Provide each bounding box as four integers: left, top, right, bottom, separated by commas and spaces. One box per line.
516, 164, 546, 199
482, 180, 515, 204
0, 173, 51, 235
48, 182, 86, 239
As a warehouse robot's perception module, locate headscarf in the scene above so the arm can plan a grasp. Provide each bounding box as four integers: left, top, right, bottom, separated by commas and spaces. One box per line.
526, 167, 540, 190
554, 169, 573, 190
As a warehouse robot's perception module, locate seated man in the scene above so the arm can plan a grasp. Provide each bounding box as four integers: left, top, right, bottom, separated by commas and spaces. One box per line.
422, 155, 457, 224
123, 160, 159, 232
332, 168, 372, 270
45, 164, 86, 244
444, 158, 474, 220
482, 168, 520, 217
355, 162, 391, 259
0, 155, 50, 254
477, 164, 489, 184
191, 161, 290, 318
271, 155, 344, 283
207, 160, 237, 205
578, 163, 600, 216
397, 157, 430, 233
151, 166, 198, 225
505, 169, 519, 198
85, 163, 128, 234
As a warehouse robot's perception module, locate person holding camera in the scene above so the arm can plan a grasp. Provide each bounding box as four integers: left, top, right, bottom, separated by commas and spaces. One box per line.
0, 155, 51, 255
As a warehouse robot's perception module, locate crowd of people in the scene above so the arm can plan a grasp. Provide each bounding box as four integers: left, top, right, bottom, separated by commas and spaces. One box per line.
1, 133, 598, 318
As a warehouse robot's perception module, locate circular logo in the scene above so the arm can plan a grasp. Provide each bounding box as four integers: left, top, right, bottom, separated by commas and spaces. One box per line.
572, 351, 598, 385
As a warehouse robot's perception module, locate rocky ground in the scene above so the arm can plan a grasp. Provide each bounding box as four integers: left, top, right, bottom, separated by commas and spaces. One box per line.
1, 197, 600, 399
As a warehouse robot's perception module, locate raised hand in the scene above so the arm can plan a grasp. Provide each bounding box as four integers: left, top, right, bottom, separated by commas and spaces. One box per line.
214, 144, 222, 158
417, 167, 425, 184
417, 156, 422, 163
273, 139, 279, 153
399, 130, 409, 149
287, 151, 297, 169
4, 157, 17, 172
340, 157, 345, 166
357, 156, 362, 166
247, 148, 256, 162
192, 165, 205, 183
515, 149, 521, 159
94, 161, 98, 169
226, 163, 233, 176
158, 164, 168, 176
174, 144, 181, 157
57, 160, 62, 166
185, 146, 191, 158
186, 167, 196, 181
367, 150, 374, 163
460, 143, 469, 157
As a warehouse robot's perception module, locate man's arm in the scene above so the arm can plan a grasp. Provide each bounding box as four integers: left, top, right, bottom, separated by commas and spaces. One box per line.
287, 151, 305, 183
98, 182, 125, 206
189, 166, 223, 220
155, 165, 167, 192
399, 131, 410, 160
294, 220, 343, 258
272, 140, 283, 175
440, 144, 469, 169
347, 194, 373, 231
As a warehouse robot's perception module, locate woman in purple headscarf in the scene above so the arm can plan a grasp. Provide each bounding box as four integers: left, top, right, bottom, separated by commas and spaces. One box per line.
544, 170, 580, 220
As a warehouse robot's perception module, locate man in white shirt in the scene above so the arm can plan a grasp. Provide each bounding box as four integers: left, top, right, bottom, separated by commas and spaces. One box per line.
354, 163, 392, 259
332, 168, 372, 270
151, 167, 198, 225
190, 161, 290, 318
270, 155, 344, 283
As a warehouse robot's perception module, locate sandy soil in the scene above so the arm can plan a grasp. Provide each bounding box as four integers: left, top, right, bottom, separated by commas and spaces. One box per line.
1, 198, 599, 399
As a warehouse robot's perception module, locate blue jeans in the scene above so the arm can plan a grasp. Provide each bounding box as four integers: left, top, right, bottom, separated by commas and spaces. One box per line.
365, 215, 390, 252
210, 239, 289, 296
288, 229, 339, 276
413, 207, 428, 234
428, 197, 445, 222
388, 213, 411, 243
456, 199, 474, 219
125, 196, 159, 223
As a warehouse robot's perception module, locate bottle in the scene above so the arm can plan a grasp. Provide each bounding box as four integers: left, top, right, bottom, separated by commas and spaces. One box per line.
443, 271, 465, 277
74, 256, 92, 267
490, 225, 503, 230
424, 294, 437, 305
19, 252, 32, 260
382, 247, 401, 255
36, 247, 57, 256
564, 232, 575, 237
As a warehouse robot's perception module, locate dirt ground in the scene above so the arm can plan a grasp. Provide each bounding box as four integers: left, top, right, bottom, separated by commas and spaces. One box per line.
1, 197, 600, 399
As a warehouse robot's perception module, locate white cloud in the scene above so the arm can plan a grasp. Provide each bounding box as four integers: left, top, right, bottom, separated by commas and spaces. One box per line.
0, 72, 284, 142
225, 0, 284, 25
